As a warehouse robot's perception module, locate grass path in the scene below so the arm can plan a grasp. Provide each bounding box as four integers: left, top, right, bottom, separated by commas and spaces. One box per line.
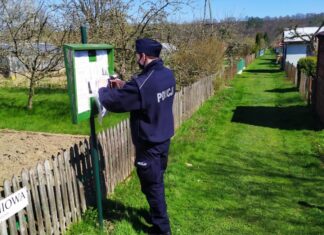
69, 52, 324, 234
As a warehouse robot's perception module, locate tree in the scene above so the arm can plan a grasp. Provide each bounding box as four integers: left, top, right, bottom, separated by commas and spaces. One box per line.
288, 22, 324, 55
255, 32, 265, 51
263, 32, 270, 46
56, 0, 188, 78
246, 17, 264, 29
0, 0, 71, 109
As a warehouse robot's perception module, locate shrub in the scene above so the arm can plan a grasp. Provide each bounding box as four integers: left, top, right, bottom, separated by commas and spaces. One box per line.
297, 56, 317, 77
168, 37, 225, 87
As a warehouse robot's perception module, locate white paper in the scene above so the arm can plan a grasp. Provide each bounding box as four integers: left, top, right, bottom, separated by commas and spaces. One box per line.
0, 187, 28, 222
74, 50, 110, 116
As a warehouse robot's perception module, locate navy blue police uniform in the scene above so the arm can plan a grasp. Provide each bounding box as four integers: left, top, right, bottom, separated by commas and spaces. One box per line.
98, 38, 175, 235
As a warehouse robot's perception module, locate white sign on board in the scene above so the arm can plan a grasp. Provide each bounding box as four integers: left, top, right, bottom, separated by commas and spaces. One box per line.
74, 50, 110, 114
0, 187, 28, 222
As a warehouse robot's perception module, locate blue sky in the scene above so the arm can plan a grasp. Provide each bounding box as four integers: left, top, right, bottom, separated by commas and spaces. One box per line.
50, 0, 323, 23
169, 0, 324, 22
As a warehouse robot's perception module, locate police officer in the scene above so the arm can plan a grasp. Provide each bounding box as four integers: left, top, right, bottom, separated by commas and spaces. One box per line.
99, 38, 175, 235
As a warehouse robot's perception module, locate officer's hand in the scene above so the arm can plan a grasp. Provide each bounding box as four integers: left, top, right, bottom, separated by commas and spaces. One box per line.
109, 79, 126, 89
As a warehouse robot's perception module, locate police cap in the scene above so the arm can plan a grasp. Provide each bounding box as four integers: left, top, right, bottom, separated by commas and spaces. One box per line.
135, 38, 162, 57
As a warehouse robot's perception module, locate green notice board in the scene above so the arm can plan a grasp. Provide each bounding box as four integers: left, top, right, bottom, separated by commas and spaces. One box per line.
63, 44, 114, 124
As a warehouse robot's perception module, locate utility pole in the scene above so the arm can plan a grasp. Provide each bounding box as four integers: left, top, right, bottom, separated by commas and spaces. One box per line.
203, 0, 214, 34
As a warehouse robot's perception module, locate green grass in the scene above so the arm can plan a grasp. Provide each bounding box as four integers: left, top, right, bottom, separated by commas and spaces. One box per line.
0, 87, 128, 135
67, 51, 324, 234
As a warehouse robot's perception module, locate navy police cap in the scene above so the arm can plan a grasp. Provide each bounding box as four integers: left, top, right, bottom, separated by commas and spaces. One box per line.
135, 38, 162, 57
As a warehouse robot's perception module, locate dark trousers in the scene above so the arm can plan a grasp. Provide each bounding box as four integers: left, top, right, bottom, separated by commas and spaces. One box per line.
135, 140, 171, 234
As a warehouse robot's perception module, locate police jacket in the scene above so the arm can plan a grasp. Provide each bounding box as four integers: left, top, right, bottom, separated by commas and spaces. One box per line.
99, 59, 176, 146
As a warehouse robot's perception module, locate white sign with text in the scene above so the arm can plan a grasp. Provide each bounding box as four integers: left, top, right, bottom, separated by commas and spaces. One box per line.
0, 187, 28, 222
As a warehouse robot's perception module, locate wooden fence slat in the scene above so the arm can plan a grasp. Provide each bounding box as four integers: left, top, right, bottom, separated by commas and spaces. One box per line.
98, 132, 108, 195
36, 163, 52, 235
44, 160, 59, 235
119, 122, 124, 181
75, 142, 87, 213
116, 123, 121, 184
29, 168, 45, 235
0, 195, 8, 235
103, 131, 110, 195
129, 119, 135, 165
4, 180, 17, 235
57, 152, 71, 227
52, 157, 65, 232
83, 139, 94, 203
126, 120, 133, 176
105, 129, 113, 195
12, 176, 27, 235
21, 170, 36, 235
118, 123, 123, 182
68, 151, 81, 220
115, 124, 120, 183
120, 122, 125, 180
124, 120, 130, 178
69, 147, 82, 220
63, 152, 77, 223
121, 120, 126, 180
124, 121, 129, 177
106, 129, 112, 192
112, 126, 118, 188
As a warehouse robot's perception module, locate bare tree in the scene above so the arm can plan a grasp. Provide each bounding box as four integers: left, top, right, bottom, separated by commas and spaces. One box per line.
56, 0, 189, 78
0, 0, 71, 109
288, 22, 324, 55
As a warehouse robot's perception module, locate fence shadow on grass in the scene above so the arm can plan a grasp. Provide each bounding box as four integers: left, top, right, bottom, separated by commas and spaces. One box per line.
103, 199, 151, 233
260, 58, 277, 62
265, 87, 298, 93
244, 69, 282, 74
231, 105, 321, 131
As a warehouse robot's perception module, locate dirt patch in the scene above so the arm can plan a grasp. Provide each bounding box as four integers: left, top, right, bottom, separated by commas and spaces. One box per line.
0, 129, 86, 190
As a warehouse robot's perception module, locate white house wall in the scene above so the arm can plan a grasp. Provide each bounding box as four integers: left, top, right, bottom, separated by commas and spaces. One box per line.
286, 44, 307, 66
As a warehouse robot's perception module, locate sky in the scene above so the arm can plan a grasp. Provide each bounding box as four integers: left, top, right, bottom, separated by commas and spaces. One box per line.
169, 0, 324, 22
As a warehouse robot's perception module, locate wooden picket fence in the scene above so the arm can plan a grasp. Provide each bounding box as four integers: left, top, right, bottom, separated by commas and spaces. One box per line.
245, 54, 256, 67
285, 62, 312, 103
0, 74, 219, 235
0, 118, 134, 235
222, 54, 256, 82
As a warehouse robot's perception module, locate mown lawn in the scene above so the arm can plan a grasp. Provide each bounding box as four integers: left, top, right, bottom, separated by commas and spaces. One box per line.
0, 87, 128, 135
67, 52, 324, 234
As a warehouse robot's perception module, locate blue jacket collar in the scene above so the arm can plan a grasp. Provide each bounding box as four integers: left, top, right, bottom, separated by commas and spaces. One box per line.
141, 59, 164, 74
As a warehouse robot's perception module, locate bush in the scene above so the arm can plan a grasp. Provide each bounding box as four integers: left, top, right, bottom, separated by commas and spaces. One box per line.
168, 37, 225, 87
297, 56, 317, 77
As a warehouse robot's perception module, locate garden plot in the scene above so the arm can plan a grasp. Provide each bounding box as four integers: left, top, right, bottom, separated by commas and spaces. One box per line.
0, 129, 85, 190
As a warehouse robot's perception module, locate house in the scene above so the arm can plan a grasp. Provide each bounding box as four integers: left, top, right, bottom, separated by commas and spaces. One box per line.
160, 43, 177, 57
314, 31, 324, 123
0, 43, 60, 78
282, 27, 322, 66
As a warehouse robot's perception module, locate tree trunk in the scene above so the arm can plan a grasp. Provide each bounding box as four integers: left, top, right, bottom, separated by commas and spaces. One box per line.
27, 79, 35, 110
